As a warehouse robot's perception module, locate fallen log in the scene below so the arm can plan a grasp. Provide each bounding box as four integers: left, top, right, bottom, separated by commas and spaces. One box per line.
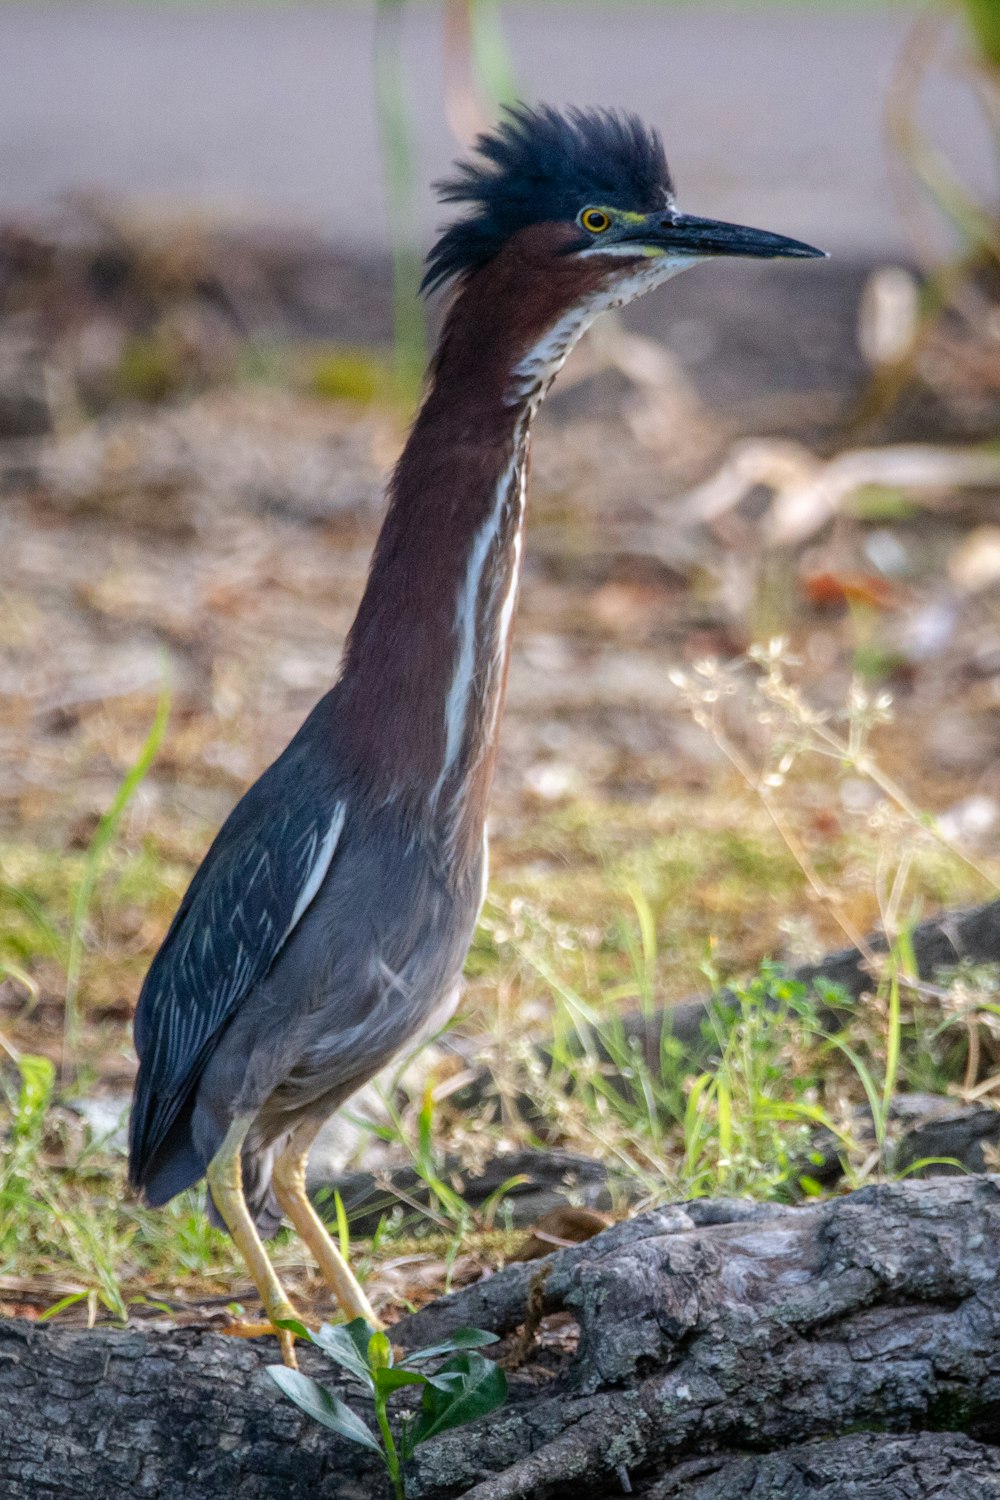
3, 1176, 1000, 1499
638, 1432, 1000, 1498
316, 1146, 615, 1237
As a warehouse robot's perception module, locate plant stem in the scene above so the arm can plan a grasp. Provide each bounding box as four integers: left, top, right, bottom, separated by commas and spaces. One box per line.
374, 1390, 404, 1500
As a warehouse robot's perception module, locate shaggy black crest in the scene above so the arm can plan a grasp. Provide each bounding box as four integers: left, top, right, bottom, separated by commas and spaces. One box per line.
422, 103, 674, 295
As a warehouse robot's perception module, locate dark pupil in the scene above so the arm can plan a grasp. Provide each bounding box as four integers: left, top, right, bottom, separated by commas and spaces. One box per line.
587, 212, 606, 230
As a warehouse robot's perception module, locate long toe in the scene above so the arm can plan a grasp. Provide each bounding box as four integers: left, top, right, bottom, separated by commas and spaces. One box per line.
220, 1302, 306, 1368
224, 1320, 302, 1368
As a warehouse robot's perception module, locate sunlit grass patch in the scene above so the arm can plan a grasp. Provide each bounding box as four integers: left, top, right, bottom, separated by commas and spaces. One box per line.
432, 931, 1000, 1219
469, 792, 996, 1037
2, 935, 998, 1326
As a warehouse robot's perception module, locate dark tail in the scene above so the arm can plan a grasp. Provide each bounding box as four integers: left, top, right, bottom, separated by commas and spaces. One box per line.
132, 1086, 283, 1238
134, 1103, 205, 1207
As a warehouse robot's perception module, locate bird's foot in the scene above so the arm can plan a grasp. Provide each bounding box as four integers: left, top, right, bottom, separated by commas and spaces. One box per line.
220, 1303, 305, 1368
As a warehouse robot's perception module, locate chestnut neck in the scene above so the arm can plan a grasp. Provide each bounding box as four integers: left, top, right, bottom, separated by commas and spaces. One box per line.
336, 227, 607, 867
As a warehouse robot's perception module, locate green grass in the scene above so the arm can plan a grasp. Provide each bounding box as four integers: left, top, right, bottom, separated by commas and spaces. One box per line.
460, 929, 992, 1207
63, 684, 170, 1059
2, 651, 999, 1325
0, 915, 995, 1324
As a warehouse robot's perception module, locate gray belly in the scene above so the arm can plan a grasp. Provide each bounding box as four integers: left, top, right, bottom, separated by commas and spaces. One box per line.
192, 806, 484, 1152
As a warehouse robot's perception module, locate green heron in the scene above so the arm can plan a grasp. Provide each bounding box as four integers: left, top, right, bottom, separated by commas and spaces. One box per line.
128, 104, 823, 1365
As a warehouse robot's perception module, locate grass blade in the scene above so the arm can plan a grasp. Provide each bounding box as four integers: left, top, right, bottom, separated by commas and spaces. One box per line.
64, 678, 170, 1068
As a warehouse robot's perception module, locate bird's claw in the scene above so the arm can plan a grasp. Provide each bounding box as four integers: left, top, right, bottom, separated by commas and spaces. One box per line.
219, 1315, 304, 1368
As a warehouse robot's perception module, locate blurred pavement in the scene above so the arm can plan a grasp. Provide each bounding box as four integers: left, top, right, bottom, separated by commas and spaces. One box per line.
1, 2, 994, 258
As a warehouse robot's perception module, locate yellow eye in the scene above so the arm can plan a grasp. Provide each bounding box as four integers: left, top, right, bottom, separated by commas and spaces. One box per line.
581, 208, 611, 234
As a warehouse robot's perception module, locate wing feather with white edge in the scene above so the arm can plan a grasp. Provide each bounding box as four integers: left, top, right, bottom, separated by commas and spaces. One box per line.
128, 753, 345, 1189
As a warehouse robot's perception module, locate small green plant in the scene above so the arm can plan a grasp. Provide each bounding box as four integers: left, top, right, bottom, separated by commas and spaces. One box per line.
681, 966, 854, 1199
268, 1318, 506, 1499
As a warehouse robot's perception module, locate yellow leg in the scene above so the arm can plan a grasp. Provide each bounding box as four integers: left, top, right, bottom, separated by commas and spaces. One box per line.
272, 1122, 383, 1329
206, 1117, 301, 1368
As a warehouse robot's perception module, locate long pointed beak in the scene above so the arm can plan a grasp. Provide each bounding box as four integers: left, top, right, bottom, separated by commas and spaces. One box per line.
652, 212, 826, 260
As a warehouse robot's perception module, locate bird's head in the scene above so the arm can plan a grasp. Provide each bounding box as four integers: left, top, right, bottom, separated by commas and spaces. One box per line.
425, 102, 825, 297
423, 104, 824, 397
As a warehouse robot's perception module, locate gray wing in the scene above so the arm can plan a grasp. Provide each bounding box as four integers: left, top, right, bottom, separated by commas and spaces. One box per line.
128, 749, 345, 1190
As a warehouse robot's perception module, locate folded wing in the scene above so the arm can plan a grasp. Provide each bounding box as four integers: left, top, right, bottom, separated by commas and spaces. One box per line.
128, 746, 345, 1193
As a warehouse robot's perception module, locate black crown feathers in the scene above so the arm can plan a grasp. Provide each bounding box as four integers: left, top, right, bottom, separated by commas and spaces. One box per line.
422, 103, 674, 295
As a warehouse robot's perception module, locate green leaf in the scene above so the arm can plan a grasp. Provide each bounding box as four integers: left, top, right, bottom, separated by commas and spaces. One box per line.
274, 1317, 312, 1341
367, 1329, 393, 1370
410, 1352, 507, 1446
266, 1367, 382, 1456
13, 1054, 55, 1143
372, 1366, 427, 1395
421, 1368, 468, 1394
405, 1328, 500, 1364
332, 1188, 351, 1260
308, 1319, 377, 1389
37, 1290, 90, 1323
417, 1083, 434, 1168
344, 1317, 376, 1359
894, 1155, 966, 1179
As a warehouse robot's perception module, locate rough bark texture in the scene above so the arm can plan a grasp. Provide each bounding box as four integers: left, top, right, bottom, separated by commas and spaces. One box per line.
638, 1433, 1000, 1498
3, 1177, 1000, 1499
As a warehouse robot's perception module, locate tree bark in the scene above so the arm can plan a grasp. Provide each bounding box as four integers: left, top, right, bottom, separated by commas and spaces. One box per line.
3, 1177, 1000, 1499
637, 1433, 1000, 1498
